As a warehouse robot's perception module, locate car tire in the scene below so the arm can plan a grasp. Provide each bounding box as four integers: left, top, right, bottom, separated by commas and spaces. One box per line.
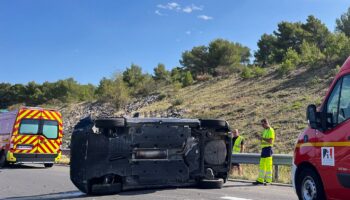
44, 163, 54, 168
0, 151, 7, 168
296, 168, 325, 200
197, 179, 223, 189
87, 182, 122, 195
95, 118, 125, 128
200, 119, 227, 129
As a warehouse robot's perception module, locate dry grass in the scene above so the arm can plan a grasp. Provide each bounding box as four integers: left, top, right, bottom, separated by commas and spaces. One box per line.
56, 155, 70, 165
138, 66, 333, 153
230, 164, 291, 184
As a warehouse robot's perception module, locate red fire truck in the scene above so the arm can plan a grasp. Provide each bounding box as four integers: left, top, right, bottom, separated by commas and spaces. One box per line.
292, 57, 350, 200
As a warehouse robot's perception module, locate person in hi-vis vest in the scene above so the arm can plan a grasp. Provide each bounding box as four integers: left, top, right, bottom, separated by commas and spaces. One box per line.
253, 118, 275, 185
230, 129, 245, 176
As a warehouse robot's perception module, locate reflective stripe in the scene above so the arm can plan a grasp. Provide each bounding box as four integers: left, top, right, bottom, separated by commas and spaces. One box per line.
296, 141, 350, 148
257, 157, 273, 183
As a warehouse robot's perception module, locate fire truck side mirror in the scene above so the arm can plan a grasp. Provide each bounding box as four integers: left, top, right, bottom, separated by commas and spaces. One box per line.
307, 104, 319, 129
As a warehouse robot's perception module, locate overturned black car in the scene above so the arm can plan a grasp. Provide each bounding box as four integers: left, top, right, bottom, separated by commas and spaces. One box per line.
70, 117, 232, 195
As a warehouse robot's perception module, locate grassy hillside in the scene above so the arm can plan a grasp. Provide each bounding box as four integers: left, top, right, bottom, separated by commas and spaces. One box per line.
136, 66, 336, 154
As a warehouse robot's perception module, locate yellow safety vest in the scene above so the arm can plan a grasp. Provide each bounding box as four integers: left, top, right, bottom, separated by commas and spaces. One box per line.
261, 127, 275, 148
232, 136, 244, 153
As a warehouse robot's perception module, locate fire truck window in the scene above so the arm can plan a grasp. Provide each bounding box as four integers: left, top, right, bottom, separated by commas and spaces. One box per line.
338, 76, 350, 124
19, 119, 39, 134
326, 79, 342, 124
43, 120, 58, 139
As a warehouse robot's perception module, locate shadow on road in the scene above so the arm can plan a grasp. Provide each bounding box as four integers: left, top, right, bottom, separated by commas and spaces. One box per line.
2, 191, 86, 200
1, 164, 45, 170
224, 184, 260, 188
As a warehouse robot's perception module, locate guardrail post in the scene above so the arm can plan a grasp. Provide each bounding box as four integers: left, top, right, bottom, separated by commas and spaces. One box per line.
274, 165, 279, 181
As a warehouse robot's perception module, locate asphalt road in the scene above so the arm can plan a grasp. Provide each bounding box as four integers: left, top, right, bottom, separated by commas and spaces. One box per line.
0, 165, 298, 200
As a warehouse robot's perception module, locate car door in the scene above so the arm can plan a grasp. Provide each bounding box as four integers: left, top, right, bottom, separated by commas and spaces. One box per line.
318, 74, 350, 199
36, 111, 60, 155
13, 109, 41, 154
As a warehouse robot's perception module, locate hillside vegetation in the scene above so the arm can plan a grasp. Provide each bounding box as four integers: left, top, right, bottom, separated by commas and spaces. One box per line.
135, 66, 335, 154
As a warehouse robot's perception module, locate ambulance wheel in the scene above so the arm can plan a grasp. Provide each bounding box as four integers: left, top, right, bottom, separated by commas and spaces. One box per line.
197, 179, 223, 189
95, 118, 125, 128
44, 163, 54, 168
0, 151, 7, 168
297, 168, 325, 200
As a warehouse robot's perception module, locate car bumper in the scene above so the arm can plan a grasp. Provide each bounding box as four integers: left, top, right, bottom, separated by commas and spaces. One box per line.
7, 152, 60, 164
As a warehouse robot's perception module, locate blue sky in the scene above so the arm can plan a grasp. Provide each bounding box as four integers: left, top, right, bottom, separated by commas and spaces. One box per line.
0, 0, 349, 85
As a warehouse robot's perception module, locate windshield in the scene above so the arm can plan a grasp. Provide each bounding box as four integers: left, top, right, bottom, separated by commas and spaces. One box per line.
19, 119, 39, 135
43, 120, 58, 139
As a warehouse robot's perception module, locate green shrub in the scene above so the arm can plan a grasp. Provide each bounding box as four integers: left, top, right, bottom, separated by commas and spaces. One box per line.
291, 101, 303, 109
157, 93, 167, 101
172, 81, 183, 93
285, 48, 301, 65
240, 67, 253, 79
182, 71, 194, 87
300, 41, 325, 68
171, 98, 184, 106
278, 59, 296, 75
252, 66, 267, 77
278, 48, 301, 75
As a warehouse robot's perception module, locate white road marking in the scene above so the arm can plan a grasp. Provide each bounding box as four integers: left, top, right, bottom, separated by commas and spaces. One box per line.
221, 196, 252, 200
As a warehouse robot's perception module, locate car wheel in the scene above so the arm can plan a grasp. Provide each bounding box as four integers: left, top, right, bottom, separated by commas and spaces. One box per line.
297, 168, 325, 200
44, 163, 54, 168
198, 179, 223, 189
0, 151, 7, 168
95, 118, 125, 128
87, 182, 122, 195
200, 119, 227, 129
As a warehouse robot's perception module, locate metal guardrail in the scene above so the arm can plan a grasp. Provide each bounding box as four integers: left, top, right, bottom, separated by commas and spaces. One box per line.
232, 153, 293, 165
61, 149, 292, 181
61, 149, 70, 157
232, 153, 293, 181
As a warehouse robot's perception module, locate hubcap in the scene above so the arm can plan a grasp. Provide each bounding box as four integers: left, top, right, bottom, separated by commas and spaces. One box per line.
302, 176, 317, 200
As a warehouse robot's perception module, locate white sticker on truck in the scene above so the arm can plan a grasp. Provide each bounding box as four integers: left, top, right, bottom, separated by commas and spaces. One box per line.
321, 147, 335, 166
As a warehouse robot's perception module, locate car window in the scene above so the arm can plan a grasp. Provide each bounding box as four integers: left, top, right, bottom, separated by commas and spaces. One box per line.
326, 79, 342, 124
19, 119, 39, 135
43, 120, 58, 139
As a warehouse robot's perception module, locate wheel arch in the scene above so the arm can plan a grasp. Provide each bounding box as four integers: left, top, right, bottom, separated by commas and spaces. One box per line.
295, 161, 326, 199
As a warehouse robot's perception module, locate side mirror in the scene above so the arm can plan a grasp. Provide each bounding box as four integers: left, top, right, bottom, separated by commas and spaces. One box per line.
307, 104, 319, 129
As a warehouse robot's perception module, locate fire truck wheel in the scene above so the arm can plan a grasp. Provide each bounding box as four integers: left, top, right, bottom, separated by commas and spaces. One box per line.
297, 168, 325, 200
0, 151, 7, 168
95, 118, 125, 128
44, 163, 54, 168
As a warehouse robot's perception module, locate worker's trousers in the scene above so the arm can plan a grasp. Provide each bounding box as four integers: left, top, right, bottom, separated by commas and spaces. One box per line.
257, 156, 273, 183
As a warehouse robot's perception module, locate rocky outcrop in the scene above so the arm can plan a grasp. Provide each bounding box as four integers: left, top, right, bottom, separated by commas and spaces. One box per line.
58, 94, 186, 148
59, 101, 117, 148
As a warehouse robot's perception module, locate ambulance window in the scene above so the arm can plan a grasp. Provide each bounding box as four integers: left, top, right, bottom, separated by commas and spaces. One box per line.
43, 120, 58, 139
19, 119, 39, 135
338, 76, 350, 124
